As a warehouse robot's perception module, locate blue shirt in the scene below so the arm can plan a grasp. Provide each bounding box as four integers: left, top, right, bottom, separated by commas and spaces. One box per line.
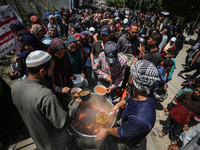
168, 58, 176, 81
157, 65, 167, 88
117, 96, 156, 145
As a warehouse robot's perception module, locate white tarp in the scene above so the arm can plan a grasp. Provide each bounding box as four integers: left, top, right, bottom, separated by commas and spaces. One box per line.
0, 5, 22, 59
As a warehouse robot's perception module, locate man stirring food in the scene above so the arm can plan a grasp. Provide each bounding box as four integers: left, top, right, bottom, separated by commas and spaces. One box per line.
95, 60, 160, 149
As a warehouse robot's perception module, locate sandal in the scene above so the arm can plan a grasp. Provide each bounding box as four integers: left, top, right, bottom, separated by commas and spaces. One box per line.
171, 140, 177, 144
158, 131, 165, 138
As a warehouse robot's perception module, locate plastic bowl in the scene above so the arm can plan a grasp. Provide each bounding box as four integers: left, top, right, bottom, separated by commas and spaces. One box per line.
72, 74, 84, 87
95, 111, 108, 125
78, 88, 91, 101
94, 85, 107, 96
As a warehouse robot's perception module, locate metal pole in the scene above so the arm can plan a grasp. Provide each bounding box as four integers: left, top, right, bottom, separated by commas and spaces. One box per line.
192, 16, 200, 29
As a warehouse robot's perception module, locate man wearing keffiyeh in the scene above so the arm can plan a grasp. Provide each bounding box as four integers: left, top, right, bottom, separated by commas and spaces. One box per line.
95, 60, 160, 150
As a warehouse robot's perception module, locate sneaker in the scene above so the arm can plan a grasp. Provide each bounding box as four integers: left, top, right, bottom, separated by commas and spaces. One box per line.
178, 71, 182, 77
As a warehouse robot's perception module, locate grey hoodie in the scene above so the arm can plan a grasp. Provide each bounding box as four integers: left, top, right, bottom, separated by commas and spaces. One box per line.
117, 34, 140, 57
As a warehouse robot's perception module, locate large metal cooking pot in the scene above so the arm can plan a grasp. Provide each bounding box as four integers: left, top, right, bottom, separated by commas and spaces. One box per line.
68, 93, 116, 149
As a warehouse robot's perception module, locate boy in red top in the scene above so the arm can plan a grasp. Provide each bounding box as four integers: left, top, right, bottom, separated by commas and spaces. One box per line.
159, 86, 200, 144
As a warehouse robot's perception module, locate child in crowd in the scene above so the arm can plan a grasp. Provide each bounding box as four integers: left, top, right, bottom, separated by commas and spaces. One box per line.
159, 86, 200, 144
156, 58, 174, 89
173, 77, 200, 100
166, 48, 177, 82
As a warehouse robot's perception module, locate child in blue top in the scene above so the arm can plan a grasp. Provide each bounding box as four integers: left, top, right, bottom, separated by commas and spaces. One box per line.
166, 48, 177, 82
156, 58, 174, 89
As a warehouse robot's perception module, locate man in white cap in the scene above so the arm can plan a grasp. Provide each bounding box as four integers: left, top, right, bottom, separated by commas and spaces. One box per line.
11, 50, 82, 150
95, 60, 160, 149
88, 27, 95, 47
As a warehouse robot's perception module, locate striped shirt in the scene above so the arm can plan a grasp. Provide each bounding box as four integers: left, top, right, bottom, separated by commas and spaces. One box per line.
93, 52, 127, 90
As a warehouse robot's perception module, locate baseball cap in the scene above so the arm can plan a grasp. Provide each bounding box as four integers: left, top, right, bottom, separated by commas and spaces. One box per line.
115, 17, 120, 21
104, 41, 118, 64
89, 27, 95, 32
100, 25, 111, 36
170, 37, 176, 42
123, 18, 128, 24
46, 12, 51, 19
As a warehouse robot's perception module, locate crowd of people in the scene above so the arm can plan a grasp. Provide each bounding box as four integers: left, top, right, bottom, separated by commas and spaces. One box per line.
1, 5, 200, 150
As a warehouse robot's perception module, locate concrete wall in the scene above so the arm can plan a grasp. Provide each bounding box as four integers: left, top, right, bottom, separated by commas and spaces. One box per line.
0, 0, 71, 20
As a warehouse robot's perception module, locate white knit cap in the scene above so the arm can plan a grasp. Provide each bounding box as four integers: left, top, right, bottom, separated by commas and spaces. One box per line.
26, 50, 51, 67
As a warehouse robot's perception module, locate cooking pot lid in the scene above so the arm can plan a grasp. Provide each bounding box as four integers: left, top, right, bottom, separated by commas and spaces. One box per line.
72, 74, 84, 84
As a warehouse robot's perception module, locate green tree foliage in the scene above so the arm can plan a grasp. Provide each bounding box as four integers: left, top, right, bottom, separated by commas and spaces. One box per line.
93, 0, 98, 4
125, 0, 162, 13
106, 0, 199, 19
113, 0, 124, 8
161, 0, 200, 18
105, 0, 114, 7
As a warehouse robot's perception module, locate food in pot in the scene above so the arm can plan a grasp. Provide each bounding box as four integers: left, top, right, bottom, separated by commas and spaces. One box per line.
79, 91, 89, 96
95, 86, 106, 94
96, 112, 108, 124
72, 91, 79, 97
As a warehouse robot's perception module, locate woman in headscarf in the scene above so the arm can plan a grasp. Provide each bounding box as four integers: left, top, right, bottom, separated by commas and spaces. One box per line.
46, 15, 61, 36
62, 11, 69, 36
80, 31, 92, 86
47, 38, 75, 92
10, 33, 45, 80
68, 17, 76, 35
160, 37, 177, 56
29, 15, 47, 34
71, 24, 81, 35
9, 20, 26, 56
65, 35, 85, 77
31, 24, 45, 41
55, 14, 65, 36
47, 38, 77, 109
21, 33, 47, 51
47, 15, 55, 28
74, 33, 86, 63
45, 24, 63, 39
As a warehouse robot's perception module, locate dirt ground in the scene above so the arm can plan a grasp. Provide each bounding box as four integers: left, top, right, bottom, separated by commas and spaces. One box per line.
0, 50, 17, 86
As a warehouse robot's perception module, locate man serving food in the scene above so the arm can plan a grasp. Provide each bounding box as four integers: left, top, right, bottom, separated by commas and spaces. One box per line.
95, 60, 160, 149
